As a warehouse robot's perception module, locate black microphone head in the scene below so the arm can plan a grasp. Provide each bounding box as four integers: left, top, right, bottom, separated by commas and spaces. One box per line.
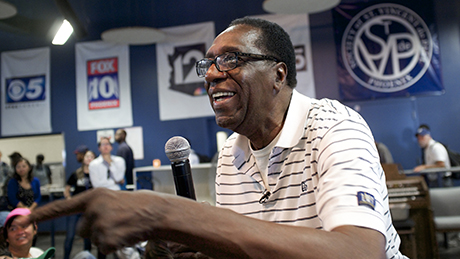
165, 136, 191, 163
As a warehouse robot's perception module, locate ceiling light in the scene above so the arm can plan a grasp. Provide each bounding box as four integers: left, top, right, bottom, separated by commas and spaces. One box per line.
263, 0, 341, 14
0, 0, 17, 19
101, 27, 166, 45
52, 19, 73, 45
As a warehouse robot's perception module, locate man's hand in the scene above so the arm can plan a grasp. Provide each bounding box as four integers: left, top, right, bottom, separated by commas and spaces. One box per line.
413, 164, 426, 172
26, 188, 166, 254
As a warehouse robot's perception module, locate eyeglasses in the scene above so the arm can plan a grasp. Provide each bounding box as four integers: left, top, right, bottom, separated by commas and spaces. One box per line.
195, 52, 278, 78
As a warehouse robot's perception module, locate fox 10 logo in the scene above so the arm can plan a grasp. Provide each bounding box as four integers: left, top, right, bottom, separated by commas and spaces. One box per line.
87, 57, 120, 110
341, 3, 433, 92
6, 75, 46, 105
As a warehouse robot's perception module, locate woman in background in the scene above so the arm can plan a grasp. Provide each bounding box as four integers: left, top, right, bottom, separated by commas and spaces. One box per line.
63, 150, 96, 259
7, 158, 41, 211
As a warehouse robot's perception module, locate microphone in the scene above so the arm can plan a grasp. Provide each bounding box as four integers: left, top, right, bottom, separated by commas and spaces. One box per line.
165, 136, 196, 200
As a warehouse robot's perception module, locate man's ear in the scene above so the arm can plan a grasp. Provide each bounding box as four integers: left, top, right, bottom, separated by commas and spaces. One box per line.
274, 62, 288, 91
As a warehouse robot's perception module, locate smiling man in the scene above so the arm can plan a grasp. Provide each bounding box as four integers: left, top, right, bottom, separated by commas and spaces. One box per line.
27, 17, 406, 259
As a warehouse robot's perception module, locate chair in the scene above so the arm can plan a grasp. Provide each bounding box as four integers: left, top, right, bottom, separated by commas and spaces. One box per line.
429, 186, 460, 248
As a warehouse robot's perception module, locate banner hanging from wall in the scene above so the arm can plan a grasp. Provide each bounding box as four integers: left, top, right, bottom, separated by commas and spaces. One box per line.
156, 22, 215, 121
1, 47, 52, 136
253, 13, 316, 98
75, 41, 133, 131
332, 0, 443, 101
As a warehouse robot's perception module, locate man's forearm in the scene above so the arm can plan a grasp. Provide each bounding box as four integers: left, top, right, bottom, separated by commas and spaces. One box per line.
150, 194, 385, 259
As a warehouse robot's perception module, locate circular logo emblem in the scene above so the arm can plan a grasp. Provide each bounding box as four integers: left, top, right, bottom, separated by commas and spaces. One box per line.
341, 3, 432, 92
7, 79, 26, 101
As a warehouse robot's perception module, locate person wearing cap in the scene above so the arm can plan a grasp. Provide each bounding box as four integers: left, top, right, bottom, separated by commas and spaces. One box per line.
2, 208, 46, 258
413, 124, 451, 187
74, 146, 89, 165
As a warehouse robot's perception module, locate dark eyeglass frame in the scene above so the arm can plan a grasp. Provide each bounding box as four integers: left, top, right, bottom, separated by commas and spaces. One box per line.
195, 52, 279, 78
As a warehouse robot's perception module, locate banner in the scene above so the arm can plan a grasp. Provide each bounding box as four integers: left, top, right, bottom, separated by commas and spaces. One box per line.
156, 22, 215, 121
253, 14, 316, 98
76, 41, 133, 131
1, 47, 51, 136
332, 0, 443, 101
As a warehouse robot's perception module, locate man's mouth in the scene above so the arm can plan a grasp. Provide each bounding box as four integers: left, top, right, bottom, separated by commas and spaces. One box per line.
212, 92, 235, 102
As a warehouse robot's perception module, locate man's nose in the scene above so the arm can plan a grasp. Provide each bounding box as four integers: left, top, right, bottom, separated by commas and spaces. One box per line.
205, 63, 227, 84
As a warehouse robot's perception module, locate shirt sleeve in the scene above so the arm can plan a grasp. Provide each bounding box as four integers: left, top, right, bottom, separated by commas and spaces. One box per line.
7, 179, 19, 207
32, 178, 41, 204
110, 156, 126, 182
432, 143, 450, 165
66, 173, 77, 186
314, 114, 387, 235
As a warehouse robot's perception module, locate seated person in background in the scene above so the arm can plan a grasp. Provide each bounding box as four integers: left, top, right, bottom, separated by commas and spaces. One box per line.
413, 124, 451, 187
2, 208, 45, 258
7, 158, 41, 211
0, 152, 12, 225
0, 152, 12, 196
89, 137, 125, 191
31, 155, 51, 187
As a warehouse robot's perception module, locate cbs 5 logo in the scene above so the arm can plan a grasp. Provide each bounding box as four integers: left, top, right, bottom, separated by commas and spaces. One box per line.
6, 75, 46, 103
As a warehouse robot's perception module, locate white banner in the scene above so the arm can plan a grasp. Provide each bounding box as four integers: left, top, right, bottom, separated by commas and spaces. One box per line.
76, 41, 133, 131
156, 22, 215, 121
253, 14, 316, 98
1, 47, 52, 136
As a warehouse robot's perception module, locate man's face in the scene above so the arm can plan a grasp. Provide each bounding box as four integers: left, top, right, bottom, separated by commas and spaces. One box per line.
99, 139, 113, 155
6, 218, 36, 250
417, 134, 430, 148
76, 152, 85, 163
115, 130, 124, 143
203, 25, 277, 135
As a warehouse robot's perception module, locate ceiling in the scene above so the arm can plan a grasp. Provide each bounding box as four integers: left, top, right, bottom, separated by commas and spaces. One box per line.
0, 0, 273, 48
0, 0, 369, 50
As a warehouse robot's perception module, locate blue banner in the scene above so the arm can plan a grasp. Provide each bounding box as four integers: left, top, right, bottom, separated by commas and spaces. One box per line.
332, 0, 443, 101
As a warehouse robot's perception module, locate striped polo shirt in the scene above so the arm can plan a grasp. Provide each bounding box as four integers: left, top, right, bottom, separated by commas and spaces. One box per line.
215, 90, 406, 258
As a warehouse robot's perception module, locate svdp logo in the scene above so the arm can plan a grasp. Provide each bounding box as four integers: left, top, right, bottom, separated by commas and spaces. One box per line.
87, 57, 120, 110
341, 3, 432, 92
6, 75, 46, 103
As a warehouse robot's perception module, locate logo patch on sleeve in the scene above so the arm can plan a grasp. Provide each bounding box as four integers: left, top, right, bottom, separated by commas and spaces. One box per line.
357, 191, 375, 210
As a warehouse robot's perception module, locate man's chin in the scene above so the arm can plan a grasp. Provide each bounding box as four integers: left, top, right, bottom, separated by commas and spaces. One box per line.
215, 116, 237, 131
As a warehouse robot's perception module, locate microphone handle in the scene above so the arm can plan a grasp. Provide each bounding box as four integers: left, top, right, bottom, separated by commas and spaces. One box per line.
171, 159, 196, 200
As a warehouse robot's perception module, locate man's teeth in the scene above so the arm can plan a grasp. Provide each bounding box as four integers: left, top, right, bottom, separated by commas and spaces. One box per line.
213, 92, 234, 101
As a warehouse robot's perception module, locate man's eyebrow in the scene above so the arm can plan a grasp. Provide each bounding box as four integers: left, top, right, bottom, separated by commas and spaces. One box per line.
205, 48, 241, 58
